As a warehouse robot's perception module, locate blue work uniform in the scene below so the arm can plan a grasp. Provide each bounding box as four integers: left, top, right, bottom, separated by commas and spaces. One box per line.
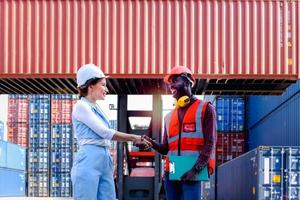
71, 97, 116, 200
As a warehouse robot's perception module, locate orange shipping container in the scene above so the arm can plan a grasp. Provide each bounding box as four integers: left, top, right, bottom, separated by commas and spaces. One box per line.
0, 0, 299, 80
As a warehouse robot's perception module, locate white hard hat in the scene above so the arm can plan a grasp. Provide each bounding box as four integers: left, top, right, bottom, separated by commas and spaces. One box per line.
76, 64, 108, 88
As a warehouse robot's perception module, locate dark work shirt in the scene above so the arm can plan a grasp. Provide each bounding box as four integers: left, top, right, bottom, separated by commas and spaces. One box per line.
151, 98, 217, 171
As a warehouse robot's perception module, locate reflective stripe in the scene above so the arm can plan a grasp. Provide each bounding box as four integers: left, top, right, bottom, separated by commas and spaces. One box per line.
195, 101, 204, 138
168, 131, 203, 143
165, 111, 173, 138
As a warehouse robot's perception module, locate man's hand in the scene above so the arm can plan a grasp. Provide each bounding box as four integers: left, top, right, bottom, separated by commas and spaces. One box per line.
180, 167, 198, 181
134, 135, 153, 150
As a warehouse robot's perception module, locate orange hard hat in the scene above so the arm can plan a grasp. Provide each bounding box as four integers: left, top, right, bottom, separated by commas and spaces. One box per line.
164, 66, 195, 86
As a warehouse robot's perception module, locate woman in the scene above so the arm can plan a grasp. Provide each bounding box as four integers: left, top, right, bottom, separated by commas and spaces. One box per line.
71, 64, 151, 200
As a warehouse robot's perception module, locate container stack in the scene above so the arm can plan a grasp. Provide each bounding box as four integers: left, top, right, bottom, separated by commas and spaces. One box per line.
7, 95, 29, 147
0, 141, 26, 197
217, 146, 300, 200
28, 95, 51, 197
215, 96, 246, 166
50, 94, 74, 197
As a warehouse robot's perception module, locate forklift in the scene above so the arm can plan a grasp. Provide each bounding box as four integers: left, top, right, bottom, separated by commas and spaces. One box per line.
115, 95, 165, 200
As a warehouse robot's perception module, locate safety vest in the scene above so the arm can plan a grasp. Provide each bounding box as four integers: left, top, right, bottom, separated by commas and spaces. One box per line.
164, 99, 215, 175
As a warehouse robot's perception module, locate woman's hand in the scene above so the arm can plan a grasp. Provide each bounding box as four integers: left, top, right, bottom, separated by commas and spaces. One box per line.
134, 135, 153, 150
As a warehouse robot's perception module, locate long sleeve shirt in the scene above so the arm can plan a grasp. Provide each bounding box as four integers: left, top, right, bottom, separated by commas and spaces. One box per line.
151, 98, 217, 171
72, 97, 116, 147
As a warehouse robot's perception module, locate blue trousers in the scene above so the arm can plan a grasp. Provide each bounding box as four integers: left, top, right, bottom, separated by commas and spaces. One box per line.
71, 145, 115, 200
164, 173, 201, 200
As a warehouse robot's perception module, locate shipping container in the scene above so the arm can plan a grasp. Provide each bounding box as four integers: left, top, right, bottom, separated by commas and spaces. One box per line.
216, 132, 246, 166
50, 173, 72, 197
51, 124, 72, 149
29, 95, 51, 124
51, 94, 73, 124
201, 173, 216, 200
28, 148, 49, 173
7, 95, 29, 147
29, 123, 50, 148
216, 96, 245, 132
8, 95, 29, 123
0, 0, 299, 80
28, 172, 49, 197
0, 140, 7, 167
7, 123, 28, 147
0, 168, 26, 197
0, 141, 26, 171
248, 81, 300, 127
6, 142, 26, 171
217, 146, 300, 200
247, 82, 300, 149
0, 120, 3, 140
50, 149, 72, 173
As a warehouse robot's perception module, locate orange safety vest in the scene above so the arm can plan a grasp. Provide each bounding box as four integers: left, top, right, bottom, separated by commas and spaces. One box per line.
164, 99, 216, 175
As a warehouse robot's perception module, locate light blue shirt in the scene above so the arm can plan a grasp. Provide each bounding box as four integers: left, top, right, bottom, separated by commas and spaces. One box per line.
72, 97, 116, 147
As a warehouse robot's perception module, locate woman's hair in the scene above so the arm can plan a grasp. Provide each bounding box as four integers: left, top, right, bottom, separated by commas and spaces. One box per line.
78, 78, 103, 98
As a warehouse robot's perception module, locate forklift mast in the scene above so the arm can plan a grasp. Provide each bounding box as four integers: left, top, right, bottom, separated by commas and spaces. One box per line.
116, 95, 163, 200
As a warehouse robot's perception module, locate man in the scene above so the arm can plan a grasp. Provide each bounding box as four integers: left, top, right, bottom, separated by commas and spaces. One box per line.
144, 66, 216, 200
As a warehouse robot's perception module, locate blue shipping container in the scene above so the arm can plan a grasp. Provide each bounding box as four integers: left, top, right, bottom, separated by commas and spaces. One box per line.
28, 172, 49, 197
216, 97, 231, 132
0, 140, 7, 167
0, 121, 4, 140
29, 95, 50, 124
248, 81, 300, 127
29, 123, 50, 148
248, 91, 300, 150
0, 141, 25, 170
6, 142, 26, 170
28, 148, 49, 172
201, 173, 215, 200
0, 168, 26, 196
51, 124, 72, 149
50, 173, 72, 197
216, 96, 245, 132
217, 146, 300, 200
50, 149, 72, 173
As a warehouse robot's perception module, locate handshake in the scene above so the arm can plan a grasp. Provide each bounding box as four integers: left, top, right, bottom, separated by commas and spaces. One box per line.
134, 135, 154, 150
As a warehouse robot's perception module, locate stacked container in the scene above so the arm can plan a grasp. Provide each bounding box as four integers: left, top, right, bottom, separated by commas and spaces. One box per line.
215, 96, 246, 166
7, 95, 29, 147
28, 95, 51, 197
0, 140, 26, 196
217, 146, 300, 200
216, 133, 246, 166
247, 81, 300, 149
216, 96, 245, 132
50, 94, 75, 197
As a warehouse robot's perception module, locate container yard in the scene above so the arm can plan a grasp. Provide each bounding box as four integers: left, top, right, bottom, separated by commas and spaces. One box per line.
0, 0, 300, 200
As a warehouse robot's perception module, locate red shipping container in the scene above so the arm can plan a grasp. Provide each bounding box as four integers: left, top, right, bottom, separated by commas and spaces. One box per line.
1, 1, 299, 80
216, 132, 246, 166
7, 123, 28, 147
8, 98, 29, 123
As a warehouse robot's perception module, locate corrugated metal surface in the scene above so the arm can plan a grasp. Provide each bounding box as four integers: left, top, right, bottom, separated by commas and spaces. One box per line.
217, 146, 300, 200
0, 0, 299, 79
247, 83, 300, 149
248, 81, 300, 127
0, 168, 26, 197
